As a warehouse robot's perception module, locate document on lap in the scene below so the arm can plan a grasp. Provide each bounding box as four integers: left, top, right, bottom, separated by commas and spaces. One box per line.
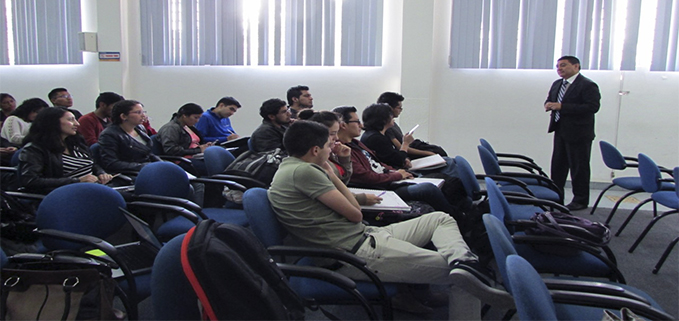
408, 154, 446, 170
348, 188, 411, 211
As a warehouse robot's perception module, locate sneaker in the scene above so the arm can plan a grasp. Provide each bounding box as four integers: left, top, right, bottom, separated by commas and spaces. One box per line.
449, 261, 515, 309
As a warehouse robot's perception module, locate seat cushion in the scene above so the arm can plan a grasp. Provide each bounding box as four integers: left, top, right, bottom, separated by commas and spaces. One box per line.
202, 208, 250, 227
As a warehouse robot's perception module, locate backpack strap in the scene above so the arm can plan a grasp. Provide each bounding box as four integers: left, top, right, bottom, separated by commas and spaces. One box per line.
180, 227, 217, 321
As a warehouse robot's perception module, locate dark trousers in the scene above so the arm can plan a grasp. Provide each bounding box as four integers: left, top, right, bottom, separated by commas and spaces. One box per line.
550, 134, 592, 205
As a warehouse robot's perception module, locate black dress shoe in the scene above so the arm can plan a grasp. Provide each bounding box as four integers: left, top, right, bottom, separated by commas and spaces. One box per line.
566, 202, 587, 211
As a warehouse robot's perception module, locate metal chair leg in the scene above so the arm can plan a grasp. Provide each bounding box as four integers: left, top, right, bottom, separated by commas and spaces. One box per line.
653, 236, 679, 274
591, 184, 614, 215
604, 190, 641, 225
615, 199, 652, 236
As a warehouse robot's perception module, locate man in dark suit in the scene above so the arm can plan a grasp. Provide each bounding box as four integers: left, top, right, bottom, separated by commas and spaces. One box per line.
544, 56, 601, 211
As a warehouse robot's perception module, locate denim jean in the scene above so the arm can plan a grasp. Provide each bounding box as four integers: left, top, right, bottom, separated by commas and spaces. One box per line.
394, 182, 458, 216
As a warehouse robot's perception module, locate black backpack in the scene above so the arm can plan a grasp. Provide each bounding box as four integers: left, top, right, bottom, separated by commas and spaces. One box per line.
223, 148, 287, 186
180, 220, 305, 320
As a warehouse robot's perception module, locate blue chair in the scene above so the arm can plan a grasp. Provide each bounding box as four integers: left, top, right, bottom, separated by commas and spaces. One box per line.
35, 183, 155, 320
204, 145, 235, 176
455, 155, 565, 217
482, 214, 625, 283
485, 177, 568, 229
591, 141, 674, 224
204, 146, 268, 189
505, 254, 673, 321
242, 188, 396, 320
627, 165, 678, 274
479, 138, 548, 177
151, 234, 201, 320
478, 145, 563, 203
616, 154, 676, 237
134, 162, 249, 240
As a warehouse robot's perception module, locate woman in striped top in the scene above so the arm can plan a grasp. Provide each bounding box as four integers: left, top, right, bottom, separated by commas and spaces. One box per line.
18, 108, 113, 194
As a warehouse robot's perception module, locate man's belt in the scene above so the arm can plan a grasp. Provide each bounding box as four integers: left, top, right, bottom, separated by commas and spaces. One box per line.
349, 233, 370, 254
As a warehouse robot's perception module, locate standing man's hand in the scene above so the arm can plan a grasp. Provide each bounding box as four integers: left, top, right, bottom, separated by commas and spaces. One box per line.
544, 102, 561, 111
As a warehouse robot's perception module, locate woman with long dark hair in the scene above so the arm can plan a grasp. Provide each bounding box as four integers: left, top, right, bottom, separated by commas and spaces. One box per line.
98, 100, 161, 173
0, 98, 48, 146
157, 103, 214, 156
18, 108, 113, 194
157, 103, 214, 175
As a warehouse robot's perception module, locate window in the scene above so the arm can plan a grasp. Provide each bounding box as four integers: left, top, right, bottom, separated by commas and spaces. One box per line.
0, 0, 82, 65
449, 0, 679, 71
139, 0, 383, 66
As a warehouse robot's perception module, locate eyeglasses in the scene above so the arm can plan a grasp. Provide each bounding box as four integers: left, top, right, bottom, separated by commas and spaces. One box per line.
346, 120, 361, 124
278, 107, 291, 114
129, 110, 147, 115
57, 95, 72, 99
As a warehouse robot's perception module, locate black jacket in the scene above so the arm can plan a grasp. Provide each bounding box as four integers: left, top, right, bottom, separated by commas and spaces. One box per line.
98, 124, 161, 172
546, 74, 601, 142
18, 142, 104, 194
156, 118, 206, 156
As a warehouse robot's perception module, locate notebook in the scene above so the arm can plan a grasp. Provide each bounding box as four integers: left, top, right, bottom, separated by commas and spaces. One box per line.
349, 187, 411, 211
391, 177, 445, 188
409, 154, 447, 170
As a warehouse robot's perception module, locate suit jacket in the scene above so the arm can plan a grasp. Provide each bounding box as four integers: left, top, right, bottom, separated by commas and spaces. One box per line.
546, 73, 601, 142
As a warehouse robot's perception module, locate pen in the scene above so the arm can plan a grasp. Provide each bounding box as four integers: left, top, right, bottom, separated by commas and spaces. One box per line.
377, 191, 386, 197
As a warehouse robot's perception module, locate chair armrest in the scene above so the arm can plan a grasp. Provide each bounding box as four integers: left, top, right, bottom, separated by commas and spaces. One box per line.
511, 233, 624, 283
550, 290, 674, 320
133, 194, 204, 217
36, 229, 118, 256
210, 174, 268, 189
495, 152, 536, 164
159, 155, 192, 165
35, 229, 140, 296
543, 279, 649, 304
5, 191, 46, 201
127, 201, 201, 224
268, 244, 390, 313
0, 166, 17, 172
480, 174, 536, 197
268, 245, 367, 266
497, 160, 544, 175
191, 177, 247, 192
278, 263, 378, 321
503, 195, 570, 213
278, 263, 356, 291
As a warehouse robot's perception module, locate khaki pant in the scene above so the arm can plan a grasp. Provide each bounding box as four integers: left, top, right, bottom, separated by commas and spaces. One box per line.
338, 212, 477, 284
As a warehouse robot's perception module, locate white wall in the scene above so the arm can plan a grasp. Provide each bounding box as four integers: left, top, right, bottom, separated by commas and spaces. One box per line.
1, 0, 676, 183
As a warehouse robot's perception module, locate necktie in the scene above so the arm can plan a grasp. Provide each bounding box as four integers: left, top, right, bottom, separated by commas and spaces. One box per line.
555, 80, 568, 122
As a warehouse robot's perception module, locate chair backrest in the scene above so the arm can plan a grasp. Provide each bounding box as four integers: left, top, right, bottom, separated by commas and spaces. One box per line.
10, 148, 21, 167
599, 141, 627, 170
675, 167, 679, 198
485, 177, 512, 222
505, 255, 558, 321
150, 135, 165, 156
204, 146, 235, 176
478, 145, 502, 176
89, 143, 102, 164
152, 234, 201, 320
482, 214, 517, 293
1, 248, 7, 268
479, 139, 499, 160
242, 188, 286, 248
36, 183, 127, 250
135, 162, 191, 198
638, 153, 663, 193
454, 155, 482, 202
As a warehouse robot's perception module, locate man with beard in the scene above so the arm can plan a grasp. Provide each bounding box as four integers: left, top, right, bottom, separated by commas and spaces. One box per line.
250, 98, 291, 152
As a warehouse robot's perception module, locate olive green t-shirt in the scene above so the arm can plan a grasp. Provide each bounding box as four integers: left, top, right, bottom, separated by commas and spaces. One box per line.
268, 157, 366, 251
